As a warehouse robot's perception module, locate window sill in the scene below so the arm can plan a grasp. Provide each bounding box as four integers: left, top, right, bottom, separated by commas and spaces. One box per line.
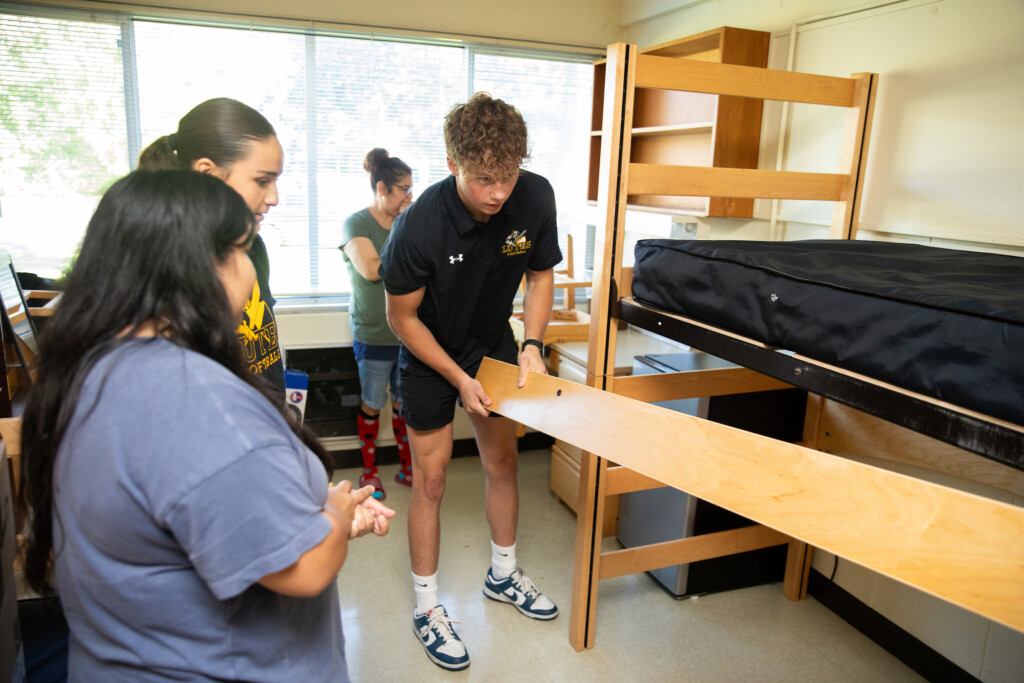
276, 295, 349, 313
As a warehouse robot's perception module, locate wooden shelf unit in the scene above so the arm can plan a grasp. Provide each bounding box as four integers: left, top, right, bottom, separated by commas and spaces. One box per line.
587, 26, 769, 217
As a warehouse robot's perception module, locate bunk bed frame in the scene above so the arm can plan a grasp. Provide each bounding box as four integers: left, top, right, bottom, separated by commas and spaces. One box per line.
477, 42, 1024, 652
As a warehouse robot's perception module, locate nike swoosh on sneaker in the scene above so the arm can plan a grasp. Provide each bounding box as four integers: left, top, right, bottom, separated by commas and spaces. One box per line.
504, 589, 528, 606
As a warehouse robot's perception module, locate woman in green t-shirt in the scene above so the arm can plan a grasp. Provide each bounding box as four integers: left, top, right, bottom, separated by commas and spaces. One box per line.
340, 148, 414, 500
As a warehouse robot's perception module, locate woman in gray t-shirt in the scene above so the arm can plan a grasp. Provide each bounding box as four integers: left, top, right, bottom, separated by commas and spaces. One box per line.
340, 148, 415, 499
20, 170, 394, 682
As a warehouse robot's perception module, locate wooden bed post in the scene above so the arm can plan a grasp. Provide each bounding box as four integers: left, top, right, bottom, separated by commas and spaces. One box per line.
780, 393, 826, 600
830, 72, 878, 240
569, 41, 636, 652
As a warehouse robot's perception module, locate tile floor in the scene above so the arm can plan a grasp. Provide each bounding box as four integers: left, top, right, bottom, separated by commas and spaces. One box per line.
332, 449, 922, 682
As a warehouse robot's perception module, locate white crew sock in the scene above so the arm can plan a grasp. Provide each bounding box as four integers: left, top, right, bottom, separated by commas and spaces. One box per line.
412, 572, 439, 615
491, 541, 517, 580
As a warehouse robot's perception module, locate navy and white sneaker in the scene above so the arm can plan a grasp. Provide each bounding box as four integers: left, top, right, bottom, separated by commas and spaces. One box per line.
412, 605, 470, 671
483, 568, 559, 620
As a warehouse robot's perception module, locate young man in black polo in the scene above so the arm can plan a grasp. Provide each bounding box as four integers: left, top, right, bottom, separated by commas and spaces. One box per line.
379, 92, 561, 671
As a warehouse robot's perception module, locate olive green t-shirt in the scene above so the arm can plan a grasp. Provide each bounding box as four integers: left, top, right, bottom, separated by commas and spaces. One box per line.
340, 208, 399, 346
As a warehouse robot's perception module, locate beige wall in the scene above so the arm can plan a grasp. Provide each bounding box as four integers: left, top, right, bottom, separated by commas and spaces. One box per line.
29, 0, 619, 51
620, 0, 884, 45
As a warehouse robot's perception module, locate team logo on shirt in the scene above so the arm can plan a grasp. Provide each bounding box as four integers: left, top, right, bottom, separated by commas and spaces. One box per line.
502, 229, 531, 256
238, 281, 280, 375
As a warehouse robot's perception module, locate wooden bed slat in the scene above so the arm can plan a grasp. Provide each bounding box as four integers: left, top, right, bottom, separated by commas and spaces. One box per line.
476, 357, 1024, 635
605, 465, 663, 495
610, 365, 791, 402
628, 163, 848, 201
634, 53, 857, 107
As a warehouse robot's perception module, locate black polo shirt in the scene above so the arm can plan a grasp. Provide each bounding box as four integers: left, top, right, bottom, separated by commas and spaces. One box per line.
379, 171, 562, 371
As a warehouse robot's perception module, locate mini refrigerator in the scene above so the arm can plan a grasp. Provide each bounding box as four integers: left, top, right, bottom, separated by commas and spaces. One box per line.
617, 351, 807, 597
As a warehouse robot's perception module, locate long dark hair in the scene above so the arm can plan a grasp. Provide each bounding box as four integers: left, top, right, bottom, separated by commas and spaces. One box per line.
20, 170, 332, 595
364, 147, 412, 193
138, 98, 276, 170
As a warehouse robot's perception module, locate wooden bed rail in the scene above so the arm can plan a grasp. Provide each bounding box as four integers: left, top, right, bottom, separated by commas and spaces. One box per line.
635, 54, 860, 106
476, 358, 1024, 642
609, 365, 790, 403
628, 164, 849, 201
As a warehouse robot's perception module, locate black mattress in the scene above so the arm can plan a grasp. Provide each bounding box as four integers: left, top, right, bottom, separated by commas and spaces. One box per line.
632, 239, 1024, 426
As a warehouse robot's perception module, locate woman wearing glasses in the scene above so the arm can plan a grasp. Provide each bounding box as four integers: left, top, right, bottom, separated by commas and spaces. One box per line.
340, 148, 414, 501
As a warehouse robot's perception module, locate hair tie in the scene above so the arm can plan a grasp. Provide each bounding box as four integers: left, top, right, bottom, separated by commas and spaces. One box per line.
167, 133, 178, 152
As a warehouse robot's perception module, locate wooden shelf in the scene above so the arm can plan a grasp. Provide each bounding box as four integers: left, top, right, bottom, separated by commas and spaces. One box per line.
591, 122, 715, 138
587, 26, 769, 218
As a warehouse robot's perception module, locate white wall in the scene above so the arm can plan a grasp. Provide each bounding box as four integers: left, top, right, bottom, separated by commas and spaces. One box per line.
620, 0, 1024, 255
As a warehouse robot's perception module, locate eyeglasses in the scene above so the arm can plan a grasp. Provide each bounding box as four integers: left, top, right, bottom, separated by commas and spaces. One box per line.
394, 184, 413, 194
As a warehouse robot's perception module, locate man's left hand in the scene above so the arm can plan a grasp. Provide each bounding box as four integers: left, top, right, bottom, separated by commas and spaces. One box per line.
517, 345, 547, 388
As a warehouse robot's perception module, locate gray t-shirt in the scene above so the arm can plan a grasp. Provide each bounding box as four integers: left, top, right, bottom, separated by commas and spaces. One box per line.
340, 208, 399, 346
52, 338, 348, 682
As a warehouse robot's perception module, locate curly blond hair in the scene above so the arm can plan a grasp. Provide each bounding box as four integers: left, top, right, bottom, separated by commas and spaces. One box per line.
444, 92, 529, 179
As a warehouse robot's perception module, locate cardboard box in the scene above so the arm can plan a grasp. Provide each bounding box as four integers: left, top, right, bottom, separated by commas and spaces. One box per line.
1, 443, 26, 682
510, 309, 590, 345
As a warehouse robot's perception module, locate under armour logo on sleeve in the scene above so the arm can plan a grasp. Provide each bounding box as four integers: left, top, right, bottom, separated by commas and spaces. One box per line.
449, 254, 463, 264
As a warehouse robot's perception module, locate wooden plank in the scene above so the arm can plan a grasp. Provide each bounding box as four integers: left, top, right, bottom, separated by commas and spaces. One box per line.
605, 465, 662, 495
783, 541, 813, 600
635, 54, 857, 107
628, 164, 847, 201
618, 267, 633, 299
476, 357, 1024, 634
571, 449, 606, 651
831, 73, 879, 240
610, 366, 791, 403
573, 42, 635, 651
599, 524, 789, 580
587, 42, 634, 384
0, 418, 22, 502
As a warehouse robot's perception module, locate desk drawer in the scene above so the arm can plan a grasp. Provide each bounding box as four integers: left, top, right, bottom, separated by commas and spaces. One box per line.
550, 443, 618, 537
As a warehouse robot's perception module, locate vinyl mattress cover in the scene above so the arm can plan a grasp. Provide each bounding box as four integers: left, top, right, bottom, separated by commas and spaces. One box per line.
631, 239, 1024, 426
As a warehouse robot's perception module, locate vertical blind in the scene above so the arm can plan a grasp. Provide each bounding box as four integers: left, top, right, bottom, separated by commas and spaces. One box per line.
1, 8, 595, 295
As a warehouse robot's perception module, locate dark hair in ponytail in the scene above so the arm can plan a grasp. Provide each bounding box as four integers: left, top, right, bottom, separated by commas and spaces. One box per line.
363, 147, 412, 193
138, 98, 276, 171
20, 169, 332, 596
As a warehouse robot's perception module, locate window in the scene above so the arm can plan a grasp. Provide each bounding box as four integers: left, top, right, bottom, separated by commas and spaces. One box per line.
1, 7, 596, 297
0, 12, 128, 276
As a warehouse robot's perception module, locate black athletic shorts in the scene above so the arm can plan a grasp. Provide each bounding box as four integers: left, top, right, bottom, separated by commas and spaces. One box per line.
400, 330, 519, 431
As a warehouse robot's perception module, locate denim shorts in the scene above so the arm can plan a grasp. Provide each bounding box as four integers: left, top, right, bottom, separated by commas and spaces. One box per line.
356, 357, 401, 411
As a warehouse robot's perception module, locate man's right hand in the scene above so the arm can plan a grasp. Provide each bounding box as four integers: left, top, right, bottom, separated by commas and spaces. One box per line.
458, 376, 492, 417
